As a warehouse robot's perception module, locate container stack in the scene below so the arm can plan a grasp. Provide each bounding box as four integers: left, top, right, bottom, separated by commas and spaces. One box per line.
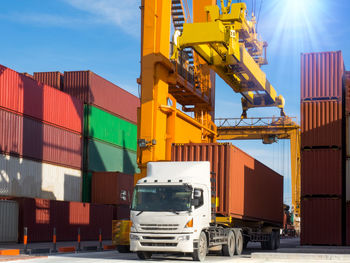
300, 51, 345, 245
62, 71, 139, 202
33, 71, 63, 90
346, 71, 350, 246
0, 65, 84, 202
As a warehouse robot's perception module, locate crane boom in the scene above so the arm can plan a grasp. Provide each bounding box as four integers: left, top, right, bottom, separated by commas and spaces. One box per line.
172, 2, 285, 118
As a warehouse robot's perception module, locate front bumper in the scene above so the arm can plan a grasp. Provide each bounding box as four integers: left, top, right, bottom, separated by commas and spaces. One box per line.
130, 232, 194, 253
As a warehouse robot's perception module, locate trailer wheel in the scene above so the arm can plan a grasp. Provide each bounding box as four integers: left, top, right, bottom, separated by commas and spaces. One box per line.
137, 251, 152, 260
193, 232, 207, 261
222, 230, 235, 257
267, 232, 276, 250
234, 230, 243, 255
274, 232, 280, 249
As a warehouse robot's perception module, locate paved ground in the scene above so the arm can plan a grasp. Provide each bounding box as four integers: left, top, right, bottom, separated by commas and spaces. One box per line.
2, 238, 350, 262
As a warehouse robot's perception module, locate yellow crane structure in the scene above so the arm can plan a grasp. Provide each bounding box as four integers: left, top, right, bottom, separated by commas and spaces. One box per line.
113, 0, 300, 249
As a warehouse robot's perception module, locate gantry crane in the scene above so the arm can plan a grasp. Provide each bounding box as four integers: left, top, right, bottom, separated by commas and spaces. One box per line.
113, 0, 299, 250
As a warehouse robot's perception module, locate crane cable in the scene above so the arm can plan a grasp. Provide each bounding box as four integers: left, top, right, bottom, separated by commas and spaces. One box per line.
256, 0, 263, 32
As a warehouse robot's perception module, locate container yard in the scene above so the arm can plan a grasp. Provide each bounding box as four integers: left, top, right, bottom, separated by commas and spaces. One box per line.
1, 0, 350, 263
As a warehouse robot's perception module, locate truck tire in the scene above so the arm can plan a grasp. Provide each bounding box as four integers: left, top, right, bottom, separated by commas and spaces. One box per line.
116, 245, 130, 253
267, 232, 276, 250
193, 232, 208, 261
274, 232, 280, 249
234, 230, 243, 255
137, 251, 152, 260
222, 230, 235, 257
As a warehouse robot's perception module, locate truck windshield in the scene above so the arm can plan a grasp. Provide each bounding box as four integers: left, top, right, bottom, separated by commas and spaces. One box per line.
131, 185, 192, 212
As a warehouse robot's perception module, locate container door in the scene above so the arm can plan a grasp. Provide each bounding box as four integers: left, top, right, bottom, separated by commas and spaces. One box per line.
0, 200, 19, 242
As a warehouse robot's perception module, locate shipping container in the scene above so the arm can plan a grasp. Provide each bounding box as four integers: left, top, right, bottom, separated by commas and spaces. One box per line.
346, 71, 350, 114
0, 65, 83, 133
92, 172, 133, 205
301, 100, 342, 148
85, 139, 138, 174
171, 143, 283, 225
33, 71, 63, 91
0, 200, 18, 242
113, 204, 130, 220
15, 197, 113, 242
0, 108, 82, 169
301, 51, 344, 100
347, 158, 350, 202
347, 115, 350, 156
84, 105, 137, 151
63, 71, 139, 124
82, 172, 92, 203
301, 197, 342, 245
301, 149, 342, 196
347, 202, 350, 246
0, 153, 82, 202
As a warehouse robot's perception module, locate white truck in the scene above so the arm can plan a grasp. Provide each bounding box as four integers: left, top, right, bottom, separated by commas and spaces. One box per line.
130, 161, 280, 261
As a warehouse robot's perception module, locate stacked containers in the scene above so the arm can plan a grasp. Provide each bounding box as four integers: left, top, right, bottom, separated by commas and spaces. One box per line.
346, 71, 350, 245
0, 65, 84, 202
33, 72, 63, 90
300, 51, 345, 245
63, 71, 139, 202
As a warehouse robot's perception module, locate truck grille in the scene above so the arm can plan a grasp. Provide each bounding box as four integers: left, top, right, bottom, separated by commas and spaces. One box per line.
142, 236, 175, 240
140, 224, 179, 231
141, 242, 177, 247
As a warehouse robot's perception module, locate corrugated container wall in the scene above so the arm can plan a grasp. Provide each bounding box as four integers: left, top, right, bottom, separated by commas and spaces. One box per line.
301, 100, 342, 148
346, 71, 350, 113
301, 198, 342, 245
15, 198, 113, 242
91, 172, 133, 205
84, 139, 138, 174
82, 172, 92, 203
347, 202, 350, 246
63, 71, 139, 124
0, 65, 83, 133
0, 108, 82, 169
301, 51, 344, 100
84, 105, 137, 151
301, 149, 342, 196
347, 158, 350, 202
171, 143, 283, 225
0, 153, 82, 201
0, 200, 18, 242
33, 72, 63, 91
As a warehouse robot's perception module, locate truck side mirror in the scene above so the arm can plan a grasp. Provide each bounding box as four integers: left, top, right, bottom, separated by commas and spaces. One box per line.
194, 189, 202, 198
192, 199, 200, 207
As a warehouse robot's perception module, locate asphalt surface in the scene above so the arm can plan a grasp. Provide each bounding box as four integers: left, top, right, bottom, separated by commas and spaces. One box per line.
2, 238, 350, 262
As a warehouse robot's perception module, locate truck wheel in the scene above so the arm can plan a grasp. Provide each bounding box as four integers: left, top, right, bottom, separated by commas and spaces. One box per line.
193, 232, 207, 261
136, 251, 152, 260
234, 230, 243, 255
274, 232, 280, 249
267, 232, 276, 250
222, 230, 235, 257
261, 241, 268, 250
116, 245, 130, 253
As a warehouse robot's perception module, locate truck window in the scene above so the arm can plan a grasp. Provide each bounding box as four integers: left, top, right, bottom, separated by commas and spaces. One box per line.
194, 188, 203, 209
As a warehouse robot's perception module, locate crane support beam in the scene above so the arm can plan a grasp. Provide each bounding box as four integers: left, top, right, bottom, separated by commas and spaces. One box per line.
172, 3, 285, 117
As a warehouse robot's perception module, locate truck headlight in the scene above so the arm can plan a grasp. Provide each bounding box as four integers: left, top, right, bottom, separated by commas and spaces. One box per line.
178, 235, 190, 241
130, 234, 140, 240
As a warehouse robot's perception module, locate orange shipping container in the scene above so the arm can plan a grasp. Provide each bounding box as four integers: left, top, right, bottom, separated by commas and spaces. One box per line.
33, 72, 63, 91
346, 71, 350, 114
91, 172, 133, 205
171, 143, 283, 225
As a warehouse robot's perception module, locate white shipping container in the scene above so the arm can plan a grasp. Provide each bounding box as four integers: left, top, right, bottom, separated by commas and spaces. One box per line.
0, 200, 18, 242
0, 154, 82, 202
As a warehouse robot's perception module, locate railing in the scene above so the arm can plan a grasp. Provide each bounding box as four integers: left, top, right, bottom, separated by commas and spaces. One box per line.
215, 117, 298, 128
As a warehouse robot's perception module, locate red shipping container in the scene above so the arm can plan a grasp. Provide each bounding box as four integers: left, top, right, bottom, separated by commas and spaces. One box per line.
301, 149, 342, 196
171, 143, 283, 225
91, 172, 133, 205
0, 108, 82, 169
15, 197, 113, 242
113, 204, 130, 220
301, 51, 344, 100
0, 65, 83, 133
33, 72, 63, 91
346, 71, 350, 114
301, 100, 342, 148
301, 198, 342, 245
347, 202, 350, 246
63, 71, 139, 124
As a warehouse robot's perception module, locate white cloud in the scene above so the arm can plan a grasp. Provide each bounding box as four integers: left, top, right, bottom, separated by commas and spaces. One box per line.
62, 0, 140, 37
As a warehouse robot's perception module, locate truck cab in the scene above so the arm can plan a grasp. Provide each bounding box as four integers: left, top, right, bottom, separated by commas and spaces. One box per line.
130, 162, 212, 260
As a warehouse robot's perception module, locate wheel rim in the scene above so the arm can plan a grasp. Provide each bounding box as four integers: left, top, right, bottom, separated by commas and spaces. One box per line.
236, 232, 243, 254
229, 234, 235, 252
199, 234, 207, 260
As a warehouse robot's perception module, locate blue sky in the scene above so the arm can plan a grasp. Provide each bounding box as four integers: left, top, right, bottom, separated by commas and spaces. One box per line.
1, 0, 350, 206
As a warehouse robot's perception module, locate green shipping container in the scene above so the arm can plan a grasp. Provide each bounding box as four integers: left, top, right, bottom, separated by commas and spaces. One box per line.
85, 139, 139, 174
82, 172, 92, 203
84, 105, 137, 151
